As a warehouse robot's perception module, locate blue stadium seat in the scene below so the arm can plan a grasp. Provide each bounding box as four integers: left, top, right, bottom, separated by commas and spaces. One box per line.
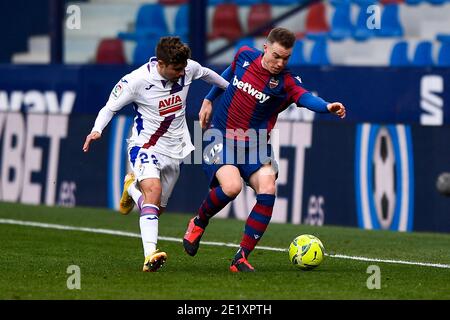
351, 0, 377, 4
437, 42, 450, 66
437, 34, 450, 43
390, 41, 410, 66
174, 4, 189, 43
377, 4, 403, 37
133, 37, 159, 65
208, 0, 225, 5
234, 38, 256, 51
309, 39, 330, 65
353, 4, 377, 41
330, 0, 351, 5
267, 0, 301, 4
234, 0, 261, 5
288, 40, 307, 66
412, 41, 434, 66
118, 4, 169, 41
404, 0, 422, 4
427, 0, 446, 5
329, 2, 353, 41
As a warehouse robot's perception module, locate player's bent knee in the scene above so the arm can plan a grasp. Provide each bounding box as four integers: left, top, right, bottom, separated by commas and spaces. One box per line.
221, 181, 242, 198
258, 182, 276, 195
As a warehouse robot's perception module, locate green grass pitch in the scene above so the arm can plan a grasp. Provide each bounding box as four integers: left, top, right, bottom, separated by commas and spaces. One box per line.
1, 202, 450, 300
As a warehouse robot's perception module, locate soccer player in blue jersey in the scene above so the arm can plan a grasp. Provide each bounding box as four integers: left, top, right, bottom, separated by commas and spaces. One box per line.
183, 27, 346, 272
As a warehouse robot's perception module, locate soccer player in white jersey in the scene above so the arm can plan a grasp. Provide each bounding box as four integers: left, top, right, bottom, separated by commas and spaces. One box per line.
82, 37, 229, 272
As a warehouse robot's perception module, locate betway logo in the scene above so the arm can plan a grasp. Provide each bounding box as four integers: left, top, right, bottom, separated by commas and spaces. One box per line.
0, 90, 76, 114
232, 76, 270, 104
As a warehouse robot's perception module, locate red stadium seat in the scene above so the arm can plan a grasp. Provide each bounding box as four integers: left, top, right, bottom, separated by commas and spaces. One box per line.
95, 38, 126, 64
380, 0, 404, 4
209, 3, 243, 41
158, 0, 188, 5
247, 3, 272, 36
305, 2, 330, 39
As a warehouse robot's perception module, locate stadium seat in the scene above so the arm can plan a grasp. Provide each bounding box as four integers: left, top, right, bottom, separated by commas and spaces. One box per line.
158, 0, 188, 5
353, 4, 377, 41
412, 41, 434, 66
329, 1, 353, 41
208, 0, 225, 5
309, 39, 330, 65
427, 0, 446, 5
389, 41, 410, 66
234, 38, 256, 51
118, 4, 169, 41
380, 0, 404, 4
174, 4, 189, 43
209, 3, 243, 41
288, 40, 307, 66
133, 37, 159, 65
377, 4, 404, 37
437, 34, 450, 43
234, 0, 261, 5
95, 38, 126, 64
247, 3, 273, 36
437, 41, 450, 66
351, 0, 377, 4
267, 0, 301, 4
305, 2, 330, 39
330, 0, 351, 5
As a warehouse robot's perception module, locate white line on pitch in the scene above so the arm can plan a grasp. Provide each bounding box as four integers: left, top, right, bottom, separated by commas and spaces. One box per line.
1, 218, 450, 269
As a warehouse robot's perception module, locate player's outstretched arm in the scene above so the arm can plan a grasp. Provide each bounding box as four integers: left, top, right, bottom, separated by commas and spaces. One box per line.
327, 102, 346, 119
297, 93, 346, 119
199, 99, 213, 129
198, 66, 233, 129
82, 105, 115, 153
83, 131, 101, 153
82, 76, 134, 152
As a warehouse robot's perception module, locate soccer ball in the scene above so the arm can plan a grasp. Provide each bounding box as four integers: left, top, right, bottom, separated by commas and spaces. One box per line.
436, 172, 450, 196
288, 234, 325, 270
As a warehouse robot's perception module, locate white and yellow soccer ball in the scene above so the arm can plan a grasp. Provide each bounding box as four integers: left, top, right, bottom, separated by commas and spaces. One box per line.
288, 234, 325, 270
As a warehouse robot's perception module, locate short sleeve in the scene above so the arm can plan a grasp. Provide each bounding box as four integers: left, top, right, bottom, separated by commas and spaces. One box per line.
284, 73, 308, 105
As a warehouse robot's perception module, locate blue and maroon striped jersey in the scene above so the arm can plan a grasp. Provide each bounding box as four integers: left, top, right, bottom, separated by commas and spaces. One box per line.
211, 46, 309, 140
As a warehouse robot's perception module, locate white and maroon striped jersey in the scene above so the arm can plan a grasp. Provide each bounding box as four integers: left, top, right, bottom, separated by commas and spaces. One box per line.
91, 57, 228, 159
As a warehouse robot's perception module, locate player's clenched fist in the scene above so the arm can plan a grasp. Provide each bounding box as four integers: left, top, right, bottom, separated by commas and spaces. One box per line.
327, 102, 346, 119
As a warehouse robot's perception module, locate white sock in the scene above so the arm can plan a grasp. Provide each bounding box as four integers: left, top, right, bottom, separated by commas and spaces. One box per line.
128, 181, 143, 208
139, 204, 160, 257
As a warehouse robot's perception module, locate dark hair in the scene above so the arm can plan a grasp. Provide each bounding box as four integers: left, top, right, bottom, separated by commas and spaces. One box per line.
266, 27, 296, 49
156, 36, 191, 65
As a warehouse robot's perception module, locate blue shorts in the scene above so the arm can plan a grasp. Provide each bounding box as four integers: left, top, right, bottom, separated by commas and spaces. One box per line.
202, 139, 278, 188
